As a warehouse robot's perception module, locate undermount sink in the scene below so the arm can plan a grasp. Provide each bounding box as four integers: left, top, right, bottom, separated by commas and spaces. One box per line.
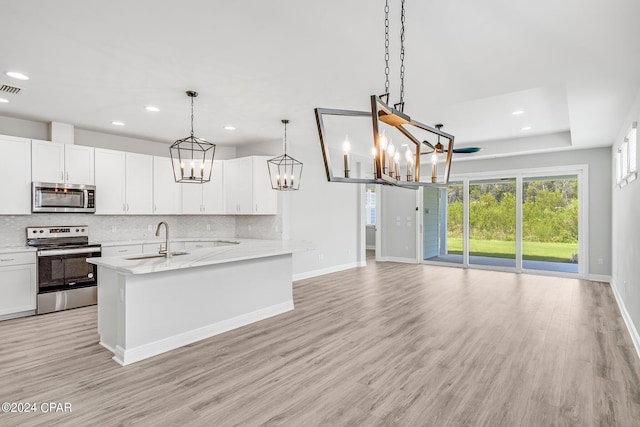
125, 252, 189, 261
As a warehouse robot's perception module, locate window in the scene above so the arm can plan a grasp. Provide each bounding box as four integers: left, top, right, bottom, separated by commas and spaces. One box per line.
365, 187, 376, 226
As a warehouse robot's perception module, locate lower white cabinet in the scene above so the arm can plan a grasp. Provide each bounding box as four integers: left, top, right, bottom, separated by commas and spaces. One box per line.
183, 241, 216, 250
101, 245, 144, 257
0, 252, 36, 318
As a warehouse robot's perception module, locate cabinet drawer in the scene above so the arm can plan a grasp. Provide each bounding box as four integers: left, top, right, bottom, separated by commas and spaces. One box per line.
184, 241, 216, 250
0, 252, 35, 266
101, 245, 144, 257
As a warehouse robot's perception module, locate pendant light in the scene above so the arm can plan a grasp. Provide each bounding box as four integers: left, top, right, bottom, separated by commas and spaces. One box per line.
170, 91, 216, 183
314, 0, 457, 188
267, 119, 303, 191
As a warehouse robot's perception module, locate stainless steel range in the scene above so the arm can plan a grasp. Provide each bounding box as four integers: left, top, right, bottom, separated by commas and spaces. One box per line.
26, 226, 101, 314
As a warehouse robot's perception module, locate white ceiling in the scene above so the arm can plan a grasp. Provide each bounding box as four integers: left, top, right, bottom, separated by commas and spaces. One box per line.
1, 0, 639, 155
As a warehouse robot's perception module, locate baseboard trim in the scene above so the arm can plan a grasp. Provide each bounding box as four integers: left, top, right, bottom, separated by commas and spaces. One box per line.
0, 309, 35, 321
610, 279, 640, 362
377, 256, 419, 264
112, 301, 294, 366
588, 274, 612, 282
293, 262, 359, 281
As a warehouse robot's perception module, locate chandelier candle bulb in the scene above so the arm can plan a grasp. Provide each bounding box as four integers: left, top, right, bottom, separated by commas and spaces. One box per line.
394, 152, 400, 179
380, 132, 388, 174
343, 136, 351, 178
387, 142, 395, 177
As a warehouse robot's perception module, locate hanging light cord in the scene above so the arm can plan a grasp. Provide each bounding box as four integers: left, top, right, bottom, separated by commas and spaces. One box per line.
190, 95, 195, 138
399, 0, 406, 108
384, 0, 390, 96
283, 121, 288, 154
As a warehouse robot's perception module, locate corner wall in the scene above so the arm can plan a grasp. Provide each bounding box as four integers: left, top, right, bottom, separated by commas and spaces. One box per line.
611, 87, 640, 358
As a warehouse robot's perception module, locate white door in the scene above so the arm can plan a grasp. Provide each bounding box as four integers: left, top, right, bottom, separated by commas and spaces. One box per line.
65, 145, 95, 185
95, 148, 126, 214
0, 137, 31, 214
125, 153, 153, 214
153, 156, 182, 215
31, 140, 64, 183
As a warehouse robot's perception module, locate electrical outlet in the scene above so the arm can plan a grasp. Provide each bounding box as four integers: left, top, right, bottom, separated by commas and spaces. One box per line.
111, 226, 117, 233
247, 225, 252, 231
405, 245, 409, 251
147, 224, 152, 232
597, 258, 603, 265
318, 253, 324, 261
206, 224, 211, 231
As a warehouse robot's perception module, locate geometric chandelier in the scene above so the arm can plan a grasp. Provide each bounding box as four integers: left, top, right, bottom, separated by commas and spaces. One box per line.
267, 119, 303, 191
170, 90, 216, 183
314, 0, 456, 188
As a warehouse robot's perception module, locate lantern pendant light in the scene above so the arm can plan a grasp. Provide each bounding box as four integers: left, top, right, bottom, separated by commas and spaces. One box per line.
267, 119, 303, 191
170, 91, 216, 183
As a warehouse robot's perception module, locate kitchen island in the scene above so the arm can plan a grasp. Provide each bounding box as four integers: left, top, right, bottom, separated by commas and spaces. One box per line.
87, 239, 304, 366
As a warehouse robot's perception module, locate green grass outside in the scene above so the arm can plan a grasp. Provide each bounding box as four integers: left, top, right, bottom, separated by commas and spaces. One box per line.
446, 237, 578, 263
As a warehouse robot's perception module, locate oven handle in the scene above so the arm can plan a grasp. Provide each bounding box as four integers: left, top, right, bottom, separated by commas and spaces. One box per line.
37, 247, 102, 257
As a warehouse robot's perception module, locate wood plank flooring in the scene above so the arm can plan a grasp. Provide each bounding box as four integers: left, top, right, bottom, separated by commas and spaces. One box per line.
1, 260, 640, 426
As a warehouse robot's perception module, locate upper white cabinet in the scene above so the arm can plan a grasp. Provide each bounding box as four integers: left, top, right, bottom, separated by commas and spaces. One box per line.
95, 149, 153, 215
153, 156, 182, 215
31, 140, 94, 185
225, 156, 277, 215
182, 160, 225, 214
0, 135, 31, 215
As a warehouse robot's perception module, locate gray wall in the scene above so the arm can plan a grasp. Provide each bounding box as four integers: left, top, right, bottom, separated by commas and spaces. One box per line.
611, 87, 640, 350
449, 146, 612, 277
423, 187, 440, 259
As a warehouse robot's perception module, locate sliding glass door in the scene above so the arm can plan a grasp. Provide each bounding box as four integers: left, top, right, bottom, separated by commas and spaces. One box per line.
468, 178, 517, 269
522, 176, 578, 273
422, 169, 583, 276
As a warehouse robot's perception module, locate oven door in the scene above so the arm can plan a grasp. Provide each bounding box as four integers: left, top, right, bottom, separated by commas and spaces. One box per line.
37, 247, 101, 293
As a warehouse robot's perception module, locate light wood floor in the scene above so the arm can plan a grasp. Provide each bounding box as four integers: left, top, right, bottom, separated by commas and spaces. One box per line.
1, 261, 640, 426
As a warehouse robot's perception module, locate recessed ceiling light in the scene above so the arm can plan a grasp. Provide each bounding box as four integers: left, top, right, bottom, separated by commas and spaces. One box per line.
111, 121, 125, 126
5, 71, 29, 81
521, 126, 532, 131
224, 125, 236, 131
145, 105, 160, 112
512, 110, 524, 115
0, 98, 8, 104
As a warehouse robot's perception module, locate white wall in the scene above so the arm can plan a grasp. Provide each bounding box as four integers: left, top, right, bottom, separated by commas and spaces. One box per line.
448, 146, 611, 277
611, 87, 640, 355
422, 187, 440, 259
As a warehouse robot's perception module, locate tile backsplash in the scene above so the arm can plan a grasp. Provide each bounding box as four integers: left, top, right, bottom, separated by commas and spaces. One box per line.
0, 214, 235, 247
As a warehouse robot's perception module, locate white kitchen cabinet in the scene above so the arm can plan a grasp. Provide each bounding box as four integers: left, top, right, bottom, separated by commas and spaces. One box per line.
31, 140, 94, 185
0, 135, 31, 215
101, 245, 144, 257
183, 241, 216, 250
95, 149, 153, 215
153, 157, 182, 215
126, 153, 153, 214
182, 160, 225, 214
95, 149, 126, 214
0, 252, 36, 319
225, 156, 277, 215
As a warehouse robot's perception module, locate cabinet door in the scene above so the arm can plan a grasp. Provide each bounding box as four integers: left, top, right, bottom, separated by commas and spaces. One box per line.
225, 157, 253, 214
65, 145, 95, 185
182, 184, 203, 214
125, 153, 153, 214
31, 140, 65, 183
0, 264, 36, 316
202, 160, 225, 214
95, 149, 126, 215
153, 157, 182, 215
252, 156, 277, 214
0, 137, 31, 214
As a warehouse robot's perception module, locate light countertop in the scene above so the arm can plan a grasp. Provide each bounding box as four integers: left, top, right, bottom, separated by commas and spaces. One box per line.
87, 239, 312, 275
98, 237, 238, 247
0, 246, 36, 255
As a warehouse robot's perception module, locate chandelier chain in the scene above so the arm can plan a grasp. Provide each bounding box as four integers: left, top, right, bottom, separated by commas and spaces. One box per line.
399, 0, 406, 105
384, 0, 390, 95
283, 121, 288, 154
190, 96, 195, 137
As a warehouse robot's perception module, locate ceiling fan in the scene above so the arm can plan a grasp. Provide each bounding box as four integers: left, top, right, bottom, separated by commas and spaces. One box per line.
422, 124, 482, 155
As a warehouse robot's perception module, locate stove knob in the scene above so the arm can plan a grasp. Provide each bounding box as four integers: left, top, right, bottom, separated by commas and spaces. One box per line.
75, 229, 79, 232
39, 230, 44, 233
32, 230, 37, 234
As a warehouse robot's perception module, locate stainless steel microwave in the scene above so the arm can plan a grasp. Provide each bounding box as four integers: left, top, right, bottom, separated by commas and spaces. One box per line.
32, 182, 96, 213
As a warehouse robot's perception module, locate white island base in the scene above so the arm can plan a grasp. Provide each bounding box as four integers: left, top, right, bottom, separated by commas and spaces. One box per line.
96, 254, 293, 366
